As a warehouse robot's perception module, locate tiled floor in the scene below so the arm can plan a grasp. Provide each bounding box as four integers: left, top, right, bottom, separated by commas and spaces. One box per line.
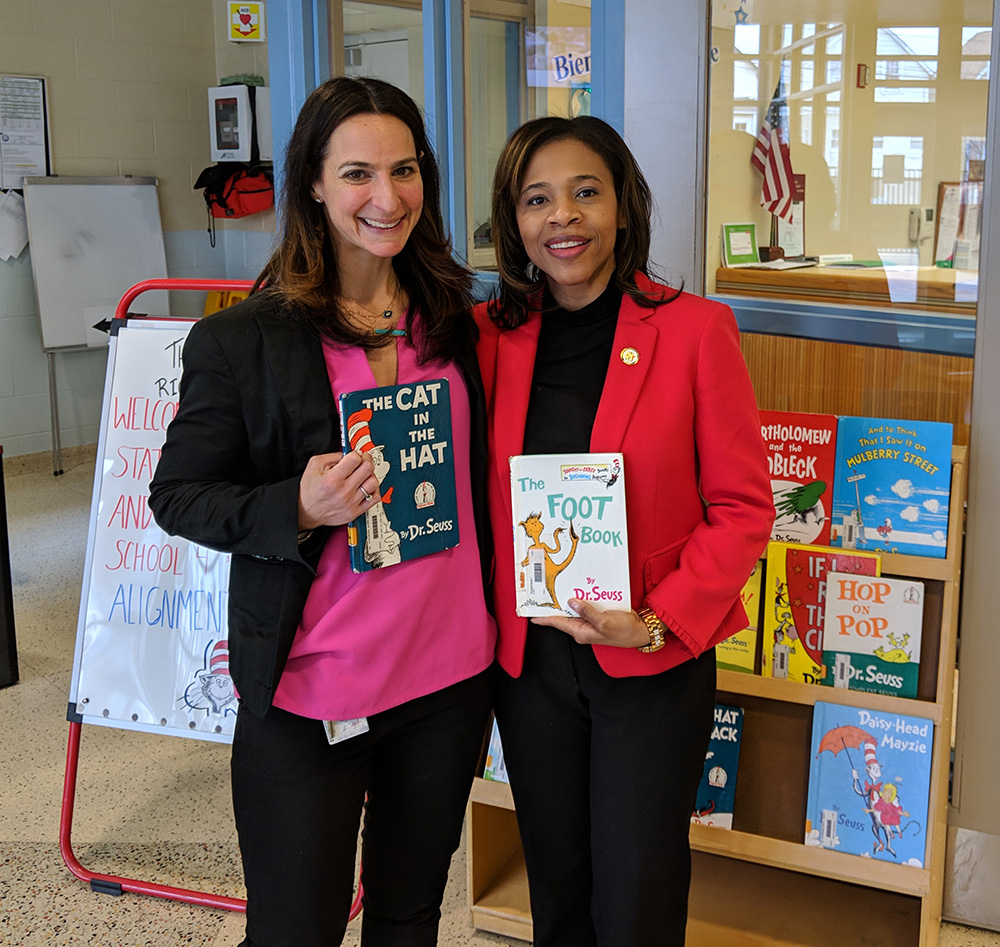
1, 445, 998, 947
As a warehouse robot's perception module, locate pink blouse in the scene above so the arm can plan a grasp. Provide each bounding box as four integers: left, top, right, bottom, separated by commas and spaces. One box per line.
271, 320, 496, 720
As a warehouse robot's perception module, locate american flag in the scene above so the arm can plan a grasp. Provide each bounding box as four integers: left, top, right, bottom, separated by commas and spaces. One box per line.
751, 80, 796, 221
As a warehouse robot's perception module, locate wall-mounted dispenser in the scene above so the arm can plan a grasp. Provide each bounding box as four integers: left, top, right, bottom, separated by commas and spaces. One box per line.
208, 84, 273, 163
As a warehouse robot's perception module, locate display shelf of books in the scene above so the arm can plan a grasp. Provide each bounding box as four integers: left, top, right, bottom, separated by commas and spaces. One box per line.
466, 443, 965, 947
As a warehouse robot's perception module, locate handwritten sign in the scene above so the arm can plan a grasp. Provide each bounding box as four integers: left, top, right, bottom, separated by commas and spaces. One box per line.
71, 320, 235, 742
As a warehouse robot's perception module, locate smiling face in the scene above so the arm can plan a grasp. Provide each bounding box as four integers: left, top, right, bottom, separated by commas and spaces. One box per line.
515, 136, 621, 311
311, 113, 423, 265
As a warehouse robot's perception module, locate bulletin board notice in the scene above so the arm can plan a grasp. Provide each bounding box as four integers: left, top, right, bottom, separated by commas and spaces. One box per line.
0, 75, 51, 190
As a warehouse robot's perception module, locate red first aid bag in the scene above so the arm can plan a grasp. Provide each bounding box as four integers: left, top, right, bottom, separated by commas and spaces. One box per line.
194, 162, 274, 245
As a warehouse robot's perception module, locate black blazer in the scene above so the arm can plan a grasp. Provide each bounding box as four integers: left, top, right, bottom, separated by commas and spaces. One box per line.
149, 292, 491, 719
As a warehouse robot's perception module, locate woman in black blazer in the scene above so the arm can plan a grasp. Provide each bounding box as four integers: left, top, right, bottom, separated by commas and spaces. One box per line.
149, 77, 496, 947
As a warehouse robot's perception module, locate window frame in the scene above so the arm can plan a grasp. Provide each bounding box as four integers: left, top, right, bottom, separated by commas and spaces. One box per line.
266, 0, 622, 267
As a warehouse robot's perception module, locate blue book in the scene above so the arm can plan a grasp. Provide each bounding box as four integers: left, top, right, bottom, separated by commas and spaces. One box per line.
483, 717, 508, 783
805, 701, 932, 866
338, 379, 459, 573
829, 416, 953, 558
691, 704, 744, 829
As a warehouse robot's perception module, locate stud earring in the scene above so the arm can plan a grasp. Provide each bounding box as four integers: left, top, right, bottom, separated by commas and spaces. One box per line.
314, 197, 323, 204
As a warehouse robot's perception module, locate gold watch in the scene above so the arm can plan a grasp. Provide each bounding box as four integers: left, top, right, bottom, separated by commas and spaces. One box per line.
636, 606, 667, 653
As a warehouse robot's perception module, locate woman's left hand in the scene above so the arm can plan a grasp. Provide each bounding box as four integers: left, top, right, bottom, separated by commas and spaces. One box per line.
531, 599, 655, 649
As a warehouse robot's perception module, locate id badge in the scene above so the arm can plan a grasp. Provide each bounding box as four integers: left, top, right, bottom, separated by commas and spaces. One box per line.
323, 717, 370, 745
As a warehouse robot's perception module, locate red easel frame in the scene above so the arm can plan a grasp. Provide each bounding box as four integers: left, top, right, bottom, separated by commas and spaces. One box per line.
60, 280, 363, 920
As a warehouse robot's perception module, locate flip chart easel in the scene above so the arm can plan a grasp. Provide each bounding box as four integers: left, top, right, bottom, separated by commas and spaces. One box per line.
22, 177, 169, 475
60, 278, 365, 918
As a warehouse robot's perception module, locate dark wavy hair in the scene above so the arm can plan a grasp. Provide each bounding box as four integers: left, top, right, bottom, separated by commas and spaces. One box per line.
489, 115, 678, 329
253, 76, 475, 360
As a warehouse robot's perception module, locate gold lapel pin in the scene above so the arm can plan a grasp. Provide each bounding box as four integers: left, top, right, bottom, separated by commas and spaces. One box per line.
620, 347, 640, 366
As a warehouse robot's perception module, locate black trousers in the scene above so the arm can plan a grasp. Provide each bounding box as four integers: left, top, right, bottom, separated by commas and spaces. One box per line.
494, 627, 716, 947
232, 671, 491, 947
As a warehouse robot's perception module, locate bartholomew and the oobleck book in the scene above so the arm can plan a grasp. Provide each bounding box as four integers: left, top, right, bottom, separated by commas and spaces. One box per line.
759, 410, 838, 547
509, 453, 629, 617
338, 379, 459, 573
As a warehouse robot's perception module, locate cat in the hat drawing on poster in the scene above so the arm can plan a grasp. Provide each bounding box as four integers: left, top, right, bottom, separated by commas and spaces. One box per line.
182, 639, 237, 716
346, 407, 402, 569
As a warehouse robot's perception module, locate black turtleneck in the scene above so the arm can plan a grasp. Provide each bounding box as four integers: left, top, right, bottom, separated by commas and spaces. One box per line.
522, 279, 623, 455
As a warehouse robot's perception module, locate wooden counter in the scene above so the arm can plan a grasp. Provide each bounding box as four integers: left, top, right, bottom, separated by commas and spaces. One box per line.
715, 264, 976, 315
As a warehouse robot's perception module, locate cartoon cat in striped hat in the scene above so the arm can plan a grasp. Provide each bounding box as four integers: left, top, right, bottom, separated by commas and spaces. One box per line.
346, 407, 402, 568
183, 639, 237, 716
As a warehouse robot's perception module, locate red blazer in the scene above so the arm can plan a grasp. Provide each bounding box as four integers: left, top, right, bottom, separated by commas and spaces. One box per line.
474, 273, 774, 679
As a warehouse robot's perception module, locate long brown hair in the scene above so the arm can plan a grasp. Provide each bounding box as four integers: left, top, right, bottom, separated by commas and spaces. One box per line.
489, 115, 677, 329
254, 76, 475, 360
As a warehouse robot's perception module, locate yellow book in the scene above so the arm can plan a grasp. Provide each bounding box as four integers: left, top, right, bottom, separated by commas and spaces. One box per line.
716, 560, 762, 674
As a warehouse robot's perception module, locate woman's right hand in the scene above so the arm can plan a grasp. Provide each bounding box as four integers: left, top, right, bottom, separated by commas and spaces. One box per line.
297, 450, 379, 529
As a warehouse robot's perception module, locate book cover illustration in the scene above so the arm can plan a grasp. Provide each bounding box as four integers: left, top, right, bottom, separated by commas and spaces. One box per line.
338, 379, 458, 573
691, 704, 744, 829
761, 542, 881, 684
483, 717, 508, 783
716, 560, 762, 674
805, 701, 932, 866
829, 416, 953, 559
821, 574, 925, 698
759, 410, 838, 547
509, 453, 629, 617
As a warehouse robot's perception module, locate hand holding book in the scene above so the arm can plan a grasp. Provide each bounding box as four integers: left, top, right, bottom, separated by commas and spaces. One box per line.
297, 449, 379, 530
337, 380, 460, 572
532, 598, 652, 649
509, 453, 630, 616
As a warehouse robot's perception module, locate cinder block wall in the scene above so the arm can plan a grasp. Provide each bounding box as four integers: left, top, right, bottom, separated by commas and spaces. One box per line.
0, 0, 275, 455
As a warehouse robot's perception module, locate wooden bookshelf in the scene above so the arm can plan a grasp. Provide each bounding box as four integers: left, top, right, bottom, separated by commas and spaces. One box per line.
466, 448, 966, 947
738, 332, 973, 448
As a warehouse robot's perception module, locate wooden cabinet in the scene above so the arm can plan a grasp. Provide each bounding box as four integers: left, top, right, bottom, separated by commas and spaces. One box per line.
467, 449, 966, 947
713, 265, 975, 315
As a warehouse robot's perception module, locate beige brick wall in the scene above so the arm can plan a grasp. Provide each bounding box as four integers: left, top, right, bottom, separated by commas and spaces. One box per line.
0, 0, 275, 235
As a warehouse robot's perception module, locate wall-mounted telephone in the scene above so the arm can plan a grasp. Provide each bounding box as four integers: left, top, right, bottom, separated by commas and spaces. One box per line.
909, 205, 935, 243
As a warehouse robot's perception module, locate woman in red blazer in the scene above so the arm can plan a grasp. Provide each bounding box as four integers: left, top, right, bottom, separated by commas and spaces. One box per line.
474, 117, 774, 946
